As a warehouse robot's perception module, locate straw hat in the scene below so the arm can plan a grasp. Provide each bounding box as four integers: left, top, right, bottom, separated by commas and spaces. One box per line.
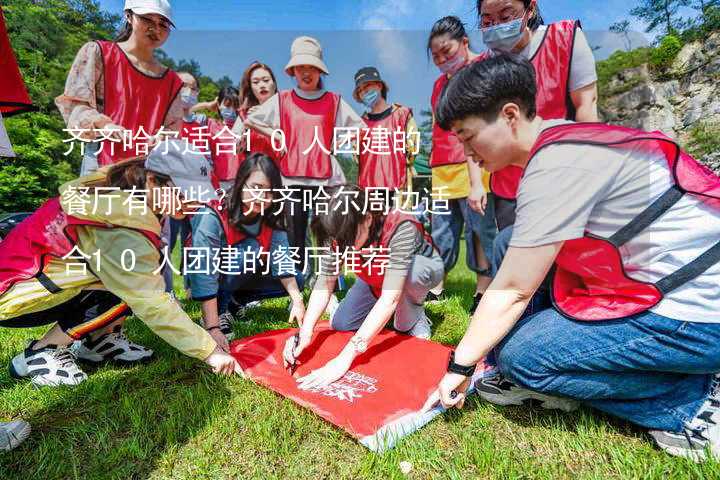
284, 36, 329, 76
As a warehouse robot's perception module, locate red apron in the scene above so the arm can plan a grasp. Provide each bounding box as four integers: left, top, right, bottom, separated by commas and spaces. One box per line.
527, 123, 720, 321
0, 10, 35, 116
358, 106, 412, 190
278, 90, 340, 180
96, 40, 183, 166
0, 197, 161, 297
238, 109, 282, 167
429, 56, 484, 168
489, 20, 580, 229
208, 118, 241, 183
355, 211, 434, 297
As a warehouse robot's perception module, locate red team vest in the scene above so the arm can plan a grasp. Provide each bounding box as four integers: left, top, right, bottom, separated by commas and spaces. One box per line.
207, 200, 274, 252
96, 40, 183, 166
358, 106, 412, 190
207, 118, 241, 182
526, 123, 720, 321
355, 211, 435, 297
278, 90, 340, 180
430, 56, 484, 168
0, 197, 161, 297
238, 109, 283, 166
488, 20, 580, 229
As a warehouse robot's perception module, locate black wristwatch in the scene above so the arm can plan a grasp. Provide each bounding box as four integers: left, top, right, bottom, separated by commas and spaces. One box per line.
447, 351, 476, 377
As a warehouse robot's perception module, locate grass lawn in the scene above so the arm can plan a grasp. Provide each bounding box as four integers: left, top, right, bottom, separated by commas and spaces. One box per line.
1, 246, 719, 479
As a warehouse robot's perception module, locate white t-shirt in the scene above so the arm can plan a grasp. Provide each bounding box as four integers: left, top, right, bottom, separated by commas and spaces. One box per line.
0, 112, 15, 157
511, 120, 720, 323
247, 88, 366, 187
517, 24, 598, 92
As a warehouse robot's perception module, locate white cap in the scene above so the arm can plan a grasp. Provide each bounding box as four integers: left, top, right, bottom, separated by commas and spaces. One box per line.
124, 0, 174, 27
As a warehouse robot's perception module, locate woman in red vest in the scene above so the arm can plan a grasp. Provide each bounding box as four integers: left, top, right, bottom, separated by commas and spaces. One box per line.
56, 0, 183, 175
232, 61, 282, 167
281, 185, 444, 389
427, 55, 720, 461
243, 36, 365, 279
475, 0, 599, 274
0, 149, 242, 390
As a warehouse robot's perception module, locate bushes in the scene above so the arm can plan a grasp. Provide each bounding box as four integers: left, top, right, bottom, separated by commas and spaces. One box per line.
650, 34, 683, 72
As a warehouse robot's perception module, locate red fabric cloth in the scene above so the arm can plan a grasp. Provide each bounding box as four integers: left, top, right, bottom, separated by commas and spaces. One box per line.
230, 325, 451, 442
0, 9, 34, 116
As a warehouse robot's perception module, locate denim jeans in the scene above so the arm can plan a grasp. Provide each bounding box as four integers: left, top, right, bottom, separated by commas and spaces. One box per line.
330, 253, 444, 332
496, 308, 720, 432
431, 195, 497, 275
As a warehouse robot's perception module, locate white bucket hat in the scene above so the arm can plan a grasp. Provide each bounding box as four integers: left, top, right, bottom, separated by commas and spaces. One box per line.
124, 0, 175, 27
284, 36, 329, 76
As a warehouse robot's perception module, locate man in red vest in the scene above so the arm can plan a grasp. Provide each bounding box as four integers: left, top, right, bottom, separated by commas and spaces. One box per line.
425, 54, 720, 461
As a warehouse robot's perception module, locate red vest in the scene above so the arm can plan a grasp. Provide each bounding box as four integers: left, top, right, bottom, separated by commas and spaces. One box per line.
490, 21, 580, 206
0, 197, 161, 297
207, 200, 274, 252
358, 106, 412, 190
430, 56, 484, 168
96, 40, 183, 166
527, 123, 720, 321
208, 118, 240, 182
278, 90, 340, 180
355, 211, 435, 297
238, 109, 282, 167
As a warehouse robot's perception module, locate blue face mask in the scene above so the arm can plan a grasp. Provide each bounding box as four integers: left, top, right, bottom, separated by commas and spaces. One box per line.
361, 89, 381, 109
482, 15, 526, 53
219, 106, 237, 123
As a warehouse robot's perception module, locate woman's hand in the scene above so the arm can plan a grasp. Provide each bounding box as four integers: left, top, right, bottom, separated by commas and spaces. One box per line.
204, 346, 243, 376
288, 299, 305, 326
423, 372, 471, 412
296, 350, 354, 390
282, 331, 312, 369
467, 186, 488, 215
208, 328, 230, 353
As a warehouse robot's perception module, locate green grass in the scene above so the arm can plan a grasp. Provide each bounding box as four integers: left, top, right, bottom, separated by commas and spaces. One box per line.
2, 247, 719, 479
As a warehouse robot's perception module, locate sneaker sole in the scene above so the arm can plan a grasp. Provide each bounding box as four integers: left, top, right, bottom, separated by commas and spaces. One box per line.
479, 390, 579, 412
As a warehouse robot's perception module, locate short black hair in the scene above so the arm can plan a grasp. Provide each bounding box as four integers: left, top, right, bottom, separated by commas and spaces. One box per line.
435, 53, 537, 130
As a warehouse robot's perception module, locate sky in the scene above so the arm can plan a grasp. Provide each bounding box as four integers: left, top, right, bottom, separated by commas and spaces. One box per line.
95, 0, 666, 115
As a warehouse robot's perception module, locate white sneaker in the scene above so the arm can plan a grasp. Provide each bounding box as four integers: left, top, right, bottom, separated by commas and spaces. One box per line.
0, 420, 30, 451
10, 341, 87, 387
475, 373, 579, 412
217, 312, 236, 341
71, 327, 153, 364
407, 314, 432, 340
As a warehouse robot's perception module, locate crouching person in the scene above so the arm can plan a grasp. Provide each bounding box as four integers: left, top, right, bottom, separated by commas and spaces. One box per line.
186, 153, 305, 350
283, 185, 444, 389
427, 54, 720, 461
0, 153, 242, 390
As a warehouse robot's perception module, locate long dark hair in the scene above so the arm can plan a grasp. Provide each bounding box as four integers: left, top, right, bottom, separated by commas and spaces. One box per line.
426, 16, 469, 59
226, 153, 285, 230
476, 0, 544, 31
239, 62, 277, 112
311, 185, 382, 251
115, 10, 133, 42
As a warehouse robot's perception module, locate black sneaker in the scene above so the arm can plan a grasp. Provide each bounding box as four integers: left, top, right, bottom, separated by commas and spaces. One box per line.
475, 373, 579, 412
10, 341, 87, 387
470, 293, 483, 315
650, 374, 720, 461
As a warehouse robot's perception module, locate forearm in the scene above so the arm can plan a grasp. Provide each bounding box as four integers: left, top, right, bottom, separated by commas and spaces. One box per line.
298, 275, 336, 337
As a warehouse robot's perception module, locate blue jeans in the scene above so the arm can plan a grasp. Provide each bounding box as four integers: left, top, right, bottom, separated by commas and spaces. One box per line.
431, 196, 496, 275
497, 308, 720, 432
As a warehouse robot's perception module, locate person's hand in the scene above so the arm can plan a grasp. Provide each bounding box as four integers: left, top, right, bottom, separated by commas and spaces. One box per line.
423, 372, 471, 412
288, 299, 305, 326
208, 328, 230, 353
468, 187, 488, 215
282, 331, 312, 369
204, 346, 243, 376
296, 350, 354, 390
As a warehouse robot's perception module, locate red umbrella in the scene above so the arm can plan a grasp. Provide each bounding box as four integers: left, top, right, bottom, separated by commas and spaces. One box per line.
0, 7, 35, 116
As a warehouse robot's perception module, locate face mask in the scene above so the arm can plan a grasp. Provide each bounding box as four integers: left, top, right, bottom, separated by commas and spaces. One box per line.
180, 89, 198, 108
482, 14, 526, 53
438, 50, 467, 76
219, 106, 237, 123
361, 89, 381, 109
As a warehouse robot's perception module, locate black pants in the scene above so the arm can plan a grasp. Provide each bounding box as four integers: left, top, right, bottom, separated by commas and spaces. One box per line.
0, 291, 129, 340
